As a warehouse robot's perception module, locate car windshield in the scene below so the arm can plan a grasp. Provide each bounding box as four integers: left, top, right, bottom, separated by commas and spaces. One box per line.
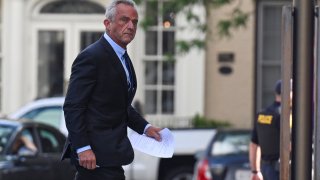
0, 125, 15, 153
211, 131, 251, 156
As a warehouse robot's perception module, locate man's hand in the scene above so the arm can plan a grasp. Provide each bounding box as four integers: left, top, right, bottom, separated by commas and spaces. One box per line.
251, 172, 263, 180
78, 149, 97, 170
145, 126, 162, 141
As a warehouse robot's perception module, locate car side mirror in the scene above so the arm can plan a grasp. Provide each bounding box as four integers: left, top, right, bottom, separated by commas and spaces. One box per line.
194, 150, 205, 160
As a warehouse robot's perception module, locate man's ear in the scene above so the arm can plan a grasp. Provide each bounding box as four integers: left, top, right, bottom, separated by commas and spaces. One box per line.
103, 19, 111, 31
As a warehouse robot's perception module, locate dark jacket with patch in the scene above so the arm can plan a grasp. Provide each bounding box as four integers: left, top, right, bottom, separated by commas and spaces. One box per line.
251, 101, 281, 161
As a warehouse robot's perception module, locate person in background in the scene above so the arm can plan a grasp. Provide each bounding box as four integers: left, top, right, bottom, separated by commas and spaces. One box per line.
12, 134, 37, 155
249, 79, 291, 180
61, 0, 162, 179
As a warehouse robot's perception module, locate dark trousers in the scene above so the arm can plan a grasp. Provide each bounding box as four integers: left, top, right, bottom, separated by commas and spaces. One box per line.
74, 165, 125, 180
261, 161, 279, 180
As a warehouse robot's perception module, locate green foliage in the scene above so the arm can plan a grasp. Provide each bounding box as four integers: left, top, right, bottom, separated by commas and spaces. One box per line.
136, 0, 251, 54
218, 20, 232, 37
210, 0, 234, 7
176, 39, 205, 54
218, 8, 250, 37
192, 114, 231, 128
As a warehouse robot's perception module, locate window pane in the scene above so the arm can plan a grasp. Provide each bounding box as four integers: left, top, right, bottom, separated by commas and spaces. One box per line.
40, 1, 105, 14
163, 2, 176, 27
38, 31, 64, 98
210, 131, 251, 156
0, 125, 15, 153
163, 31, 175, 55
80, 31, 102, 51
162, 61, 175, 85
162, 90, 174, 114
262, 6, 282, 60
261, 66, 281, 108
39, 129, 62, 153
145, 1, 158, 26
145, 61, 158, 85
145, 31, 158, 55
21, 107, 62, 129
12, 129, 38, 156
145, 90, 157, 114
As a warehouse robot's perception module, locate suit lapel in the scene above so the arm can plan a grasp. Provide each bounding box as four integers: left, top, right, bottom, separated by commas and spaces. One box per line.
98, 37, 130, 92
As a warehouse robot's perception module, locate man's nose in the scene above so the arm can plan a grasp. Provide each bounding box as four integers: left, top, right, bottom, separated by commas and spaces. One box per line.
127, 21, 135, 29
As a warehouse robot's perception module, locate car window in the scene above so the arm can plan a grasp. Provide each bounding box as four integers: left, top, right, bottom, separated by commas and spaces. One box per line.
39, 128, 63, 153
11, 128, 38, 156
211, 131, 251, 156
21, 107, 62, 129
0, 125, 15, 153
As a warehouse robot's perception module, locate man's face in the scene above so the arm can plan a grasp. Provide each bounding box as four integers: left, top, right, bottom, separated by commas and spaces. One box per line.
104, 4, 138, 48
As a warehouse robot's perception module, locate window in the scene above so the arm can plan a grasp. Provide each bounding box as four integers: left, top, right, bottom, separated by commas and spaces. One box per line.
36, 1, 104, 100
144, 0, 176, 115
210, 131, 251, 156
80, 31, 102, 51
39, 128, 64, 153
38, 31, 64, 98
40, 0, 105, 14
0, 125, 15, 153
256, 1, 290, 110
21, 106, 62, 129
11, 128, 38, 156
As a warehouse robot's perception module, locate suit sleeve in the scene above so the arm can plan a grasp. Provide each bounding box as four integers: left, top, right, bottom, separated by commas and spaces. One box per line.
63, 51, 97, 150
127, 105, 148, 134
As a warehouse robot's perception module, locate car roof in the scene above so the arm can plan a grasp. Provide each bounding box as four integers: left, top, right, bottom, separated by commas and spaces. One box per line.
215, 128, 251, 133
0, 118, 48, 127
8, 97, 64, 119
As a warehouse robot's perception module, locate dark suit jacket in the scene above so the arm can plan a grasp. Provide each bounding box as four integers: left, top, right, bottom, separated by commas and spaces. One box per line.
61, 36, 148, 167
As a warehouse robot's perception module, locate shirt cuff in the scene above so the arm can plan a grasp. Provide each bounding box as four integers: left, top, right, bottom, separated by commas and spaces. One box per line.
143, 124, 151, 134
77, 145, 91, 154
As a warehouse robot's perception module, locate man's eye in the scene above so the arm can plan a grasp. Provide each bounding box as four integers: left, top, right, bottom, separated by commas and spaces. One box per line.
132, 20, 138, 26
121, 17, 130, 23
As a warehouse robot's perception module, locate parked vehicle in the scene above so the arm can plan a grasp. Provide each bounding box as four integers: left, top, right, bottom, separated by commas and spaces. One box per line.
193, 129, 251, 180
8, 97, 67, 135
9, 97, 216, 180
0, 118, 75, 180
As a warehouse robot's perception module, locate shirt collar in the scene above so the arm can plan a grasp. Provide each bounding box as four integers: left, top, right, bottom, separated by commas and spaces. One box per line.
103, 32, 126, 59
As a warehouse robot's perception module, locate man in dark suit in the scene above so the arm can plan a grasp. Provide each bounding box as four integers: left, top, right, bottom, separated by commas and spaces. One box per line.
61, 0, 162, 179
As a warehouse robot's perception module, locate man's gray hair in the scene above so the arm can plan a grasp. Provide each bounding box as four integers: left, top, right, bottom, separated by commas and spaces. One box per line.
105, 0, 137, 21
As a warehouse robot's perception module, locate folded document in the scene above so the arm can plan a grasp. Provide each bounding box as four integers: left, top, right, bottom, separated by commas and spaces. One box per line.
128, 128, 174, 158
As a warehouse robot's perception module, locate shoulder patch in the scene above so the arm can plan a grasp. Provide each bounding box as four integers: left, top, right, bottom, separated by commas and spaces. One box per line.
258, 114, 273, 124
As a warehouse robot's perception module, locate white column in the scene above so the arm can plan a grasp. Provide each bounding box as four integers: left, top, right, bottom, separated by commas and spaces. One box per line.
2, 0, 26, 113
175, 5, 205, 117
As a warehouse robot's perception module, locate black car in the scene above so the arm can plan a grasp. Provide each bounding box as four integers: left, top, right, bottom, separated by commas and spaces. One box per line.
0, 118, 75, 180
193, 129, 251, 180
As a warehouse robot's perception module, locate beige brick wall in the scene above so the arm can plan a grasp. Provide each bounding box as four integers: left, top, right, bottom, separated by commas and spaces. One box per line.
204, 0, 255, 128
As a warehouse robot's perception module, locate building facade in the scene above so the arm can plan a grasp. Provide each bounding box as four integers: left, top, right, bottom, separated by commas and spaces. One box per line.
204, 0, 290, 128
0, 0, 290, 128
1, 0, 205, 127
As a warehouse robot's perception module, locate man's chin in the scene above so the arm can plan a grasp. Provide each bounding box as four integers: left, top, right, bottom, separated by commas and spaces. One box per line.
122, 39, 133, 45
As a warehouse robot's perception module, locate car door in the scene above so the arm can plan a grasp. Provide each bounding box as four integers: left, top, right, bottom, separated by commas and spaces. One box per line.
36, 126, 75, 180
3, 127, 52, 180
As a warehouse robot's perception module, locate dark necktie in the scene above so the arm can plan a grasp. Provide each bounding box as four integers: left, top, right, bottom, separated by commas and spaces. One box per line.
123, 51, 133, 89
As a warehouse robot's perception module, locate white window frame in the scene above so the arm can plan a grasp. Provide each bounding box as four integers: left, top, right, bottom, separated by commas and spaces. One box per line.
256, 0, 290, 110
142, 0, 176, 116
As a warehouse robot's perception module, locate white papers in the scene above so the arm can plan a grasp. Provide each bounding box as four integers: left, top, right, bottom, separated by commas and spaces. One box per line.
128, 128, 174, 158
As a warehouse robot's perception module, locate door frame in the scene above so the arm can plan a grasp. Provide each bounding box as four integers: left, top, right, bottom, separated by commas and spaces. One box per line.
31, 21, 103, 98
